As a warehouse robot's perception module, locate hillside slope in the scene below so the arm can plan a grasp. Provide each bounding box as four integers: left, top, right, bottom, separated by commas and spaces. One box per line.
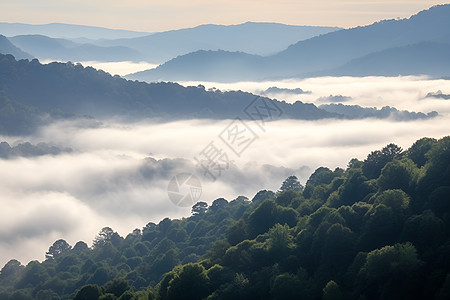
0, 35, 32, 60
9, 35, 143, 62
0, 137, 449, 299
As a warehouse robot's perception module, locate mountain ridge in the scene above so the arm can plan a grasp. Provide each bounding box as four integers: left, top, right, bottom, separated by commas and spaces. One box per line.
3, 22, 341, 65
9, 34, 143, 62
98, 22, 341, 61
0, 35, 32, 60
129, 4, 450, 82
0, 22, 151, 39
0, 54, 435, 135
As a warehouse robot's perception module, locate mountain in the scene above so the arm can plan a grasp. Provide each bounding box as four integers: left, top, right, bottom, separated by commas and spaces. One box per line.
98, 22, 342, 63
1, 136, 449, 299
0, 35, 32, 59
320, 41, 450, 77
130, 4, 450, 82
0, 53, 333, 120
9, 35, 143, 62
319, 103, 438, 120
0, 22, 150, 39
128, 50, 265, 82
0, 53, 336, 135
3, 22, 341, 64
0, 54, 434, 135
0, 141, 72, 158
271, 4, 450, 75
0, 93, 45, 135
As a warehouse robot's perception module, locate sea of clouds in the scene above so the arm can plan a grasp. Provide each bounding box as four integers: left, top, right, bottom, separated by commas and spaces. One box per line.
0, 75, 449, 267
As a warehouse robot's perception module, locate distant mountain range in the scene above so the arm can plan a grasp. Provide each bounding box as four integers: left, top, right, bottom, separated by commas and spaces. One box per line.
0, 22, 150, 39
0, 22, 340, 64
0, 35, 32, 60
0, 54, 435, 135
1, 6, 449, 81
96, 22, 341, 62
322, 42, 450, 77
9, 35, 143, 62
128, 4, 450, 81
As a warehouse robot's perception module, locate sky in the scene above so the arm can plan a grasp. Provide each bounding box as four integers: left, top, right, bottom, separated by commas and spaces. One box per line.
0, 0, 449, 32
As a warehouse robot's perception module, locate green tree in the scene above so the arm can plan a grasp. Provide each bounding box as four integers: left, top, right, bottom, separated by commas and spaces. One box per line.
336, 169, 374, 207
210, 273, 250, 299
205, 240, 230, 265
270, 273, 303, 300
401, 210, 445, 252
248, 199, 278, 237
104, 278, 131, 298
164, 263, 210, 300
362, 143, 403, 179
36, 289, 60, 300
209, 198, 228, 212
303, 167, 342, 198
347, 158, 363, 169
227, 219, 248, 246
406, 137, 437, 167
417, 136, 450, 196
279, 175, 303, 192
356, 243, 422, 299
45, 239, 72, 260
73, 241, 89, 252
0, 259, 24, 285
74, 284, 103, 300
378, 159, 418, 194
16, 261, 49, 289
359, 204, 399, 250
267, 224, 294, 255
93, 227, 123, 248
374, 189, 410, 212
191, 201, 208, 215
323, 280, 343, 300
320, 224, 355, 278
251, 190, 276, 205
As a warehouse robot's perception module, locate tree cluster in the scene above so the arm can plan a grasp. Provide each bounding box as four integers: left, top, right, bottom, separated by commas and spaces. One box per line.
1, 136, 449, 299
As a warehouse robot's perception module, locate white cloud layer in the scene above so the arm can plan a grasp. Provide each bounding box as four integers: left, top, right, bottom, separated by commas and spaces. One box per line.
1, 76, 449, 267
41, 60, 158, 77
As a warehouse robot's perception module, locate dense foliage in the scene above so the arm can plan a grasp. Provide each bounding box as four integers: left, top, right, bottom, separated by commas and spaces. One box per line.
1, 136, 449, 299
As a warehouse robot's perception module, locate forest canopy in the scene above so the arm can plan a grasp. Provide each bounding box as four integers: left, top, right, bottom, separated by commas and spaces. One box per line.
0, 136, 449, 300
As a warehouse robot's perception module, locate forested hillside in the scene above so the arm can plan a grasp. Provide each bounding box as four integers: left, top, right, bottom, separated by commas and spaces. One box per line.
0, 136, 449, 299
0, 54, 435, 136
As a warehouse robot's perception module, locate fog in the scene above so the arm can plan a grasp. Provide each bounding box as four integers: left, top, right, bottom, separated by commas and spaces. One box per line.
180, 76, 450, 114
41, 60, 158, 77
80, 61, 158, 76
1, 76, 449, 267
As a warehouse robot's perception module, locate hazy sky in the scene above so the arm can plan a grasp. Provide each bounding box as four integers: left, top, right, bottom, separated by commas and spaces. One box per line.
0, 0, 448, 32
